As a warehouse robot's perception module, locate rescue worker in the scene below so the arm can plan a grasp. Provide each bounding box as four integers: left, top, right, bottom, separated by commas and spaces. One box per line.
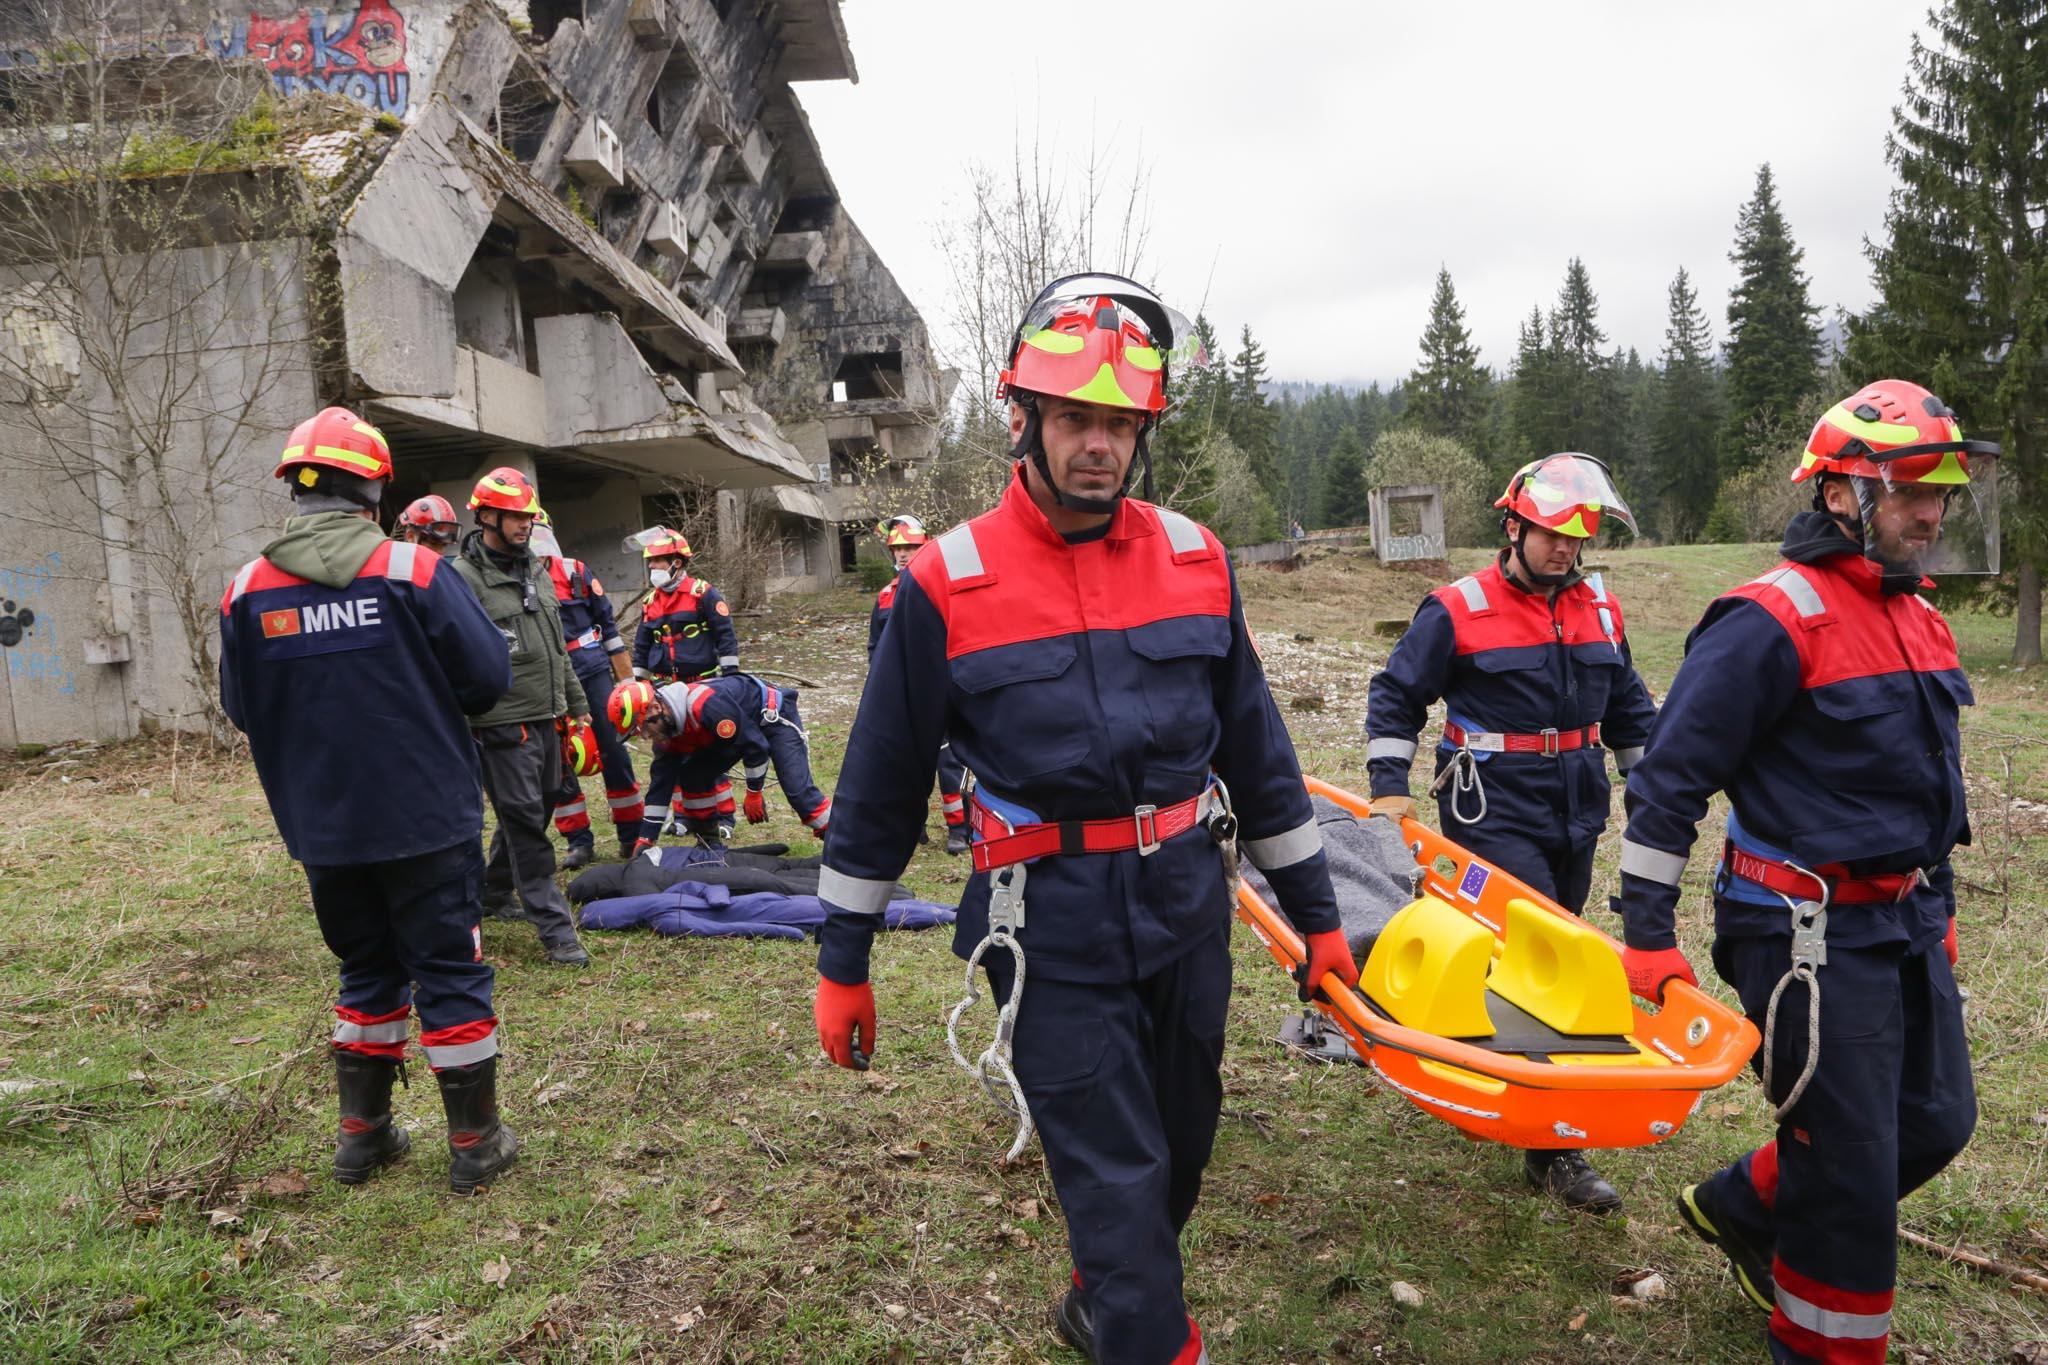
450, 467, 591, 967
1614, 379, 1989, 1363
394, 493, 459, 553
1364, 452, 1658, 1214
631, 527, 741, 832
530, 511, 643, 868
219, 407, 520, 1194
608, 673, 831, 853
812, 273, 1351, 1365
869, 515, 969, 856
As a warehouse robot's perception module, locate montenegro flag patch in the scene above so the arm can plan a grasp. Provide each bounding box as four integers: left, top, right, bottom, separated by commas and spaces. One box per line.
261, 607, 301, 638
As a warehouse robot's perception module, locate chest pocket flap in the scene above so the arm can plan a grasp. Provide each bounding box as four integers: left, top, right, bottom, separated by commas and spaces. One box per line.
1125, 615, 1231, 662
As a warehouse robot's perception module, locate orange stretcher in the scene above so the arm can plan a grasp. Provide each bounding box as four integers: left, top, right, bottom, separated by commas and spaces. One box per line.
1235, 778, 1760, 1150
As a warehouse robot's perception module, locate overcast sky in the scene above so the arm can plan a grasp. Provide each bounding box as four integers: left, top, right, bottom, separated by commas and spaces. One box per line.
798, 1, 1936, 387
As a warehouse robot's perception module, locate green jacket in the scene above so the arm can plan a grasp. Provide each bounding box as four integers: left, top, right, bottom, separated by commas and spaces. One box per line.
450, 530, 574, 727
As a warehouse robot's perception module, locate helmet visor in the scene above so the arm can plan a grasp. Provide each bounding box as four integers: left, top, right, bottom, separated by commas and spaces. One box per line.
1014, 273, 1207, 376
421, 522, 458, 548
1517, 455, 1638, 538
1867, 458, 2000, 575
528, 521, 563, 560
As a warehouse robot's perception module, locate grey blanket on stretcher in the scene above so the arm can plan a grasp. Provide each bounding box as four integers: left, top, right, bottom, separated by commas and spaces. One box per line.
1240, 795, 1423, 960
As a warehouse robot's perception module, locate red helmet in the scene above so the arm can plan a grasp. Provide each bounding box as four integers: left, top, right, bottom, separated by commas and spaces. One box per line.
469, 466, 541, 514
1495, 454, 1637, 539
880, 514, 928, 549
999, 292, 1169, 415
638, 527, 693, 560
398, 494, 457, 530
1793, 379, 1998, 488
276, 407, 392, 484
608, 678, 658, 735
561, 718, 602, 777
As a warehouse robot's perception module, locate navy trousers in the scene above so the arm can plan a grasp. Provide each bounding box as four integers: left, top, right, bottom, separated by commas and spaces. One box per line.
1696, 933, 1975, 1364
304, 839, 499, 1071
984, 928, 1228, 1365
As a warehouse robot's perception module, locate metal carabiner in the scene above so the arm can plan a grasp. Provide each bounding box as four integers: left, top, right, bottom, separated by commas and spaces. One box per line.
1428, 745, 1487, 826
946, 862, 1034, 1161
1761, 861, 1831, 1121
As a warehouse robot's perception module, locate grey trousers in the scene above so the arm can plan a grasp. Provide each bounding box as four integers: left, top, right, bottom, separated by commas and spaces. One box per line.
473, 722, 579, 948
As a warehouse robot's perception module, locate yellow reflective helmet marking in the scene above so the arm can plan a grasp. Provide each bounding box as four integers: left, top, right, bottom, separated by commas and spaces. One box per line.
1125, 344, 1163, 372
1553, 511, 1594, 538
1823, 401, 1921, 446
1065, 362, 1143, 409
1917, 451, 1972, 485
1023, 328, 1087, 355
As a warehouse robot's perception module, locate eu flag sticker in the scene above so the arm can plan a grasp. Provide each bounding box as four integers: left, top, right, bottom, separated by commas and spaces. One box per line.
1456, 862, 1491, 902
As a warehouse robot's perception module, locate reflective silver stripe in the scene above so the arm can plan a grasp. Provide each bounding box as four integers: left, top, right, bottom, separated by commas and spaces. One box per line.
642, 804, 669, 820
604, 634, 626, 652
606, 792, 641, 811
633, 667, 651, 680
1614, 745, 1645, 771
941, 795, 964, 813
718, 654, 739, 668
385, 540, 418, 583
1619, 837, 1688, 886
1759, 565, 1825, 618
1452, 575, 1489, 612
333, 1019, 409, 1045
1775, 1287, 1890, 1341
679, 795, 720, 812
1367, 736, 1418, 762
557, 799, 587, 817
1154, 506, 1208, 555
227, 559, 260, 605
423, 1035, 498, 1068
1243, 817, 1323, 870
744, 763, 769, 782
819, 866, 893, 916
806, 805, 831, 830
937, 523, 984, 579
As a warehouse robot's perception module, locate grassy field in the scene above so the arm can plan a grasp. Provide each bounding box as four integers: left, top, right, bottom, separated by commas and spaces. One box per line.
1, 542, 2043, 1363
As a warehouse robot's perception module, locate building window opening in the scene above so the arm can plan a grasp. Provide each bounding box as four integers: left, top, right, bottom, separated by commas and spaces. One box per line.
832, 350, 904, 401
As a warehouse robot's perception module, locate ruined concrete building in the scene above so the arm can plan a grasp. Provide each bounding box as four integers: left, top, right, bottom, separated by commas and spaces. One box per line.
0, 0, 948, 744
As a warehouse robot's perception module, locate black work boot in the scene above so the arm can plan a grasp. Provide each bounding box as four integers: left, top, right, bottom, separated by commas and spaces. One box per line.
482, 889, 524, 921
945, 824, 970, 856
333, 1051, 410, 1185
544, 935, 591, 967
436, 1056, 518, 1195
559, 838, 596, 870
1054, 1274, 1096, 1360
1524, 1148, 1623, 1214
1678, 1182, 1776, 1314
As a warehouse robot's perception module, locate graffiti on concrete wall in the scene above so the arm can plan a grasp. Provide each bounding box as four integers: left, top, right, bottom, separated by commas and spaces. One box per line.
207, 4, 412, 117
1, 552, 75, 696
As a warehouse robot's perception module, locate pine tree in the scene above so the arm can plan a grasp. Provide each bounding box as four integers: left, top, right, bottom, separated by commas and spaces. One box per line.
1507, 261, 1621, 463
1649, 267, 1723, 543
1722, 163, 1822, 467
1506, 304, 1554, 464
1404, 267, 1490, 447
1320, 426, 1372, 528
1226, 323, 1279, 494
1850, 0, 2048, 663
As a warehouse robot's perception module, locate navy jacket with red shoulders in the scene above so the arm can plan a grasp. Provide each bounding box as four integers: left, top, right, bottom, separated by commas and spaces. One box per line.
1616, 514, 1970, 953
633, 575, 738, 681
868, 576, 899, 658
546, 555, 625, 675
817, 467, 1340, 986
1365, 555, 1658, 845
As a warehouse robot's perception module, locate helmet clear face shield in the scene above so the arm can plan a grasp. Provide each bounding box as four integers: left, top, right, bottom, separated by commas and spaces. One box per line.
420, 522, 458, 548
528, 521, 563, 560
1519, 455, 1639, 538
1859, 457, 1999, 575
1013, 273, 1209, 383
623, 527, 673, 556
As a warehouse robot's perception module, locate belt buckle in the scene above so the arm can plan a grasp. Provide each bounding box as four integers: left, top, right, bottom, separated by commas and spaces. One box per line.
1540, 727, 1560, 757
1896, 868, 1925, 902
1133, 804, 1160, 856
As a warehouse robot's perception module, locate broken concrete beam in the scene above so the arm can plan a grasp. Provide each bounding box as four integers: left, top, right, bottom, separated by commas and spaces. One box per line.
628, 0, 672, 44
725, 126, 772, 186
684, 222, 729, 279
730, 306, 786, 346
760, 229, 826, 274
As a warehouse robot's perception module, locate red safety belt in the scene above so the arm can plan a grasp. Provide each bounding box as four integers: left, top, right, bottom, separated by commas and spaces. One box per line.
967, 791, 1215, 875
1442, 721, 1601, 756
1722, 841, 1924, 904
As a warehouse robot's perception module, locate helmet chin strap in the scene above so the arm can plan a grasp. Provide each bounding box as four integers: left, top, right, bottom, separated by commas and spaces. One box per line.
1506, 517, 1574, 588
1014, 396, 1155, 514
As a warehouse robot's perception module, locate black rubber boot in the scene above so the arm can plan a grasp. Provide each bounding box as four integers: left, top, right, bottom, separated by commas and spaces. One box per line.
945, 824, 970, 856
1678, 1182, 1776, 1314
1524, 1148, 1623, 1214
1054, 1281, 1096, 1360
559, 839, 596, 870
436, 1056, 519, 1195
333, 1051, 410, 1185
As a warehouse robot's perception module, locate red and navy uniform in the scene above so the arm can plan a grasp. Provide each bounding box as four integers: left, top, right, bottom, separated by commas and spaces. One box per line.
1365, 555, 1657, 912
637, 673, 829, 847
220, 530, 512, 1071
545, 555, 644, 853
870, 574, 967, 832
1616, 512, 1976, 1364
820, 469, 1338, 1364
633, 575, 738, 682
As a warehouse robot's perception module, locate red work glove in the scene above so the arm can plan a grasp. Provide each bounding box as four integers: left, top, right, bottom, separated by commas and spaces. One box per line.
1943, 917, 1958, 968
743, 788, 768, 824
1622, 945, 1699, 1001
814, 977, 876, 1070
1295, 929, 1361, 1004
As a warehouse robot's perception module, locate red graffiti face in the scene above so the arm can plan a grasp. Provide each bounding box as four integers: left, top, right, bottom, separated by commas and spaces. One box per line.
343, 1, 407, 71
245, 12, 316, 76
